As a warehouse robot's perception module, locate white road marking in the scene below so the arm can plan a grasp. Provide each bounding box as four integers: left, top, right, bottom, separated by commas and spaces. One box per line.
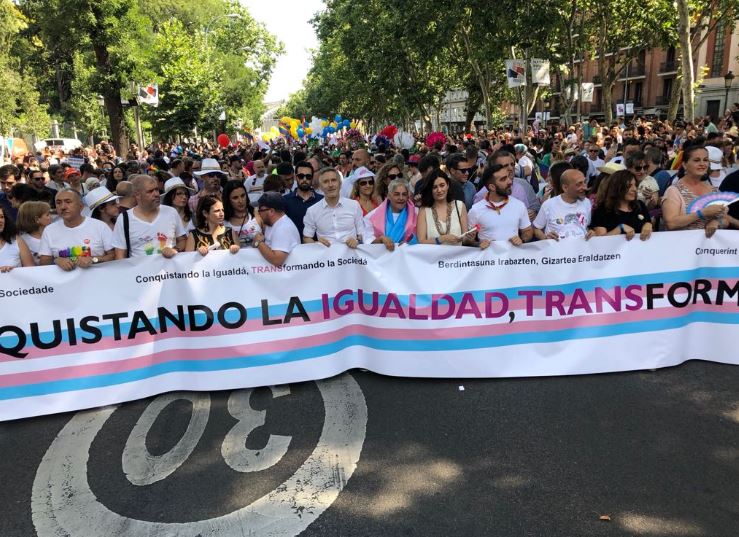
32, 374, 367, 537
221, 386, 292, 473
121, 392, 211, 486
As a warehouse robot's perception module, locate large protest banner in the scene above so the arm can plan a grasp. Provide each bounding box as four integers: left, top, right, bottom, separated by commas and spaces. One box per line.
0, 230, 737, 421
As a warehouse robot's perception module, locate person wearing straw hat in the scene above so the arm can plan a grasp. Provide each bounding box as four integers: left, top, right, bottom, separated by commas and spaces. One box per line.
189, 158, 227, 213
85, 187, 120, 231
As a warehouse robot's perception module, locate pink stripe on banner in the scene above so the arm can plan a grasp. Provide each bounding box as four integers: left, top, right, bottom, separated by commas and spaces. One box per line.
0, 302, 734, 389
6, 278, 735, 363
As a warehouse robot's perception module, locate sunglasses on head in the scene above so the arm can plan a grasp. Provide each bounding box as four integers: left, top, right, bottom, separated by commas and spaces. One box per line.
386, 173, 403, 180
296, 173, 313, 179
358, 179, 375, 186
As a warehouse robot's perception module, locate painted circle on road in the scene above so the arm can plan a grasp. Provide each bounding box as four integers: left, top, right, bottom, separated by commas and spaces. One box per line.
32, 374, 367, 537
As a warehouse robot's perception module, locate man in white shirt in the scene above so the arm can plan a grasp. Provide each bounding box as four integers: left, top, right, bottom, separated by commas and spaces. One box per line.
533, 169, 594, 241
303, 167, 363, 248
245, 158, 268, 207
39, 189, 115, 271
468, 163, 532, 249
113, 175, 187, 259
586, 144, 605, 182
252, 192, 300, 266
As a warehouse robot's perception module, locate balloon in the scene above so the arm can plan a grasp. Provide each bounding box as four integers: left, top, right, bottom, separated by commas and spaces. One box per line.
342, 120, 350, 128
217, 133, 230, 148
297, 127, 305, 137
321, 120, 328, 127
330, 122, 337, 129
350, 121, 357, 129
305, 127, 312, 135
334, 114, 342, 123
280, 116, 292, 125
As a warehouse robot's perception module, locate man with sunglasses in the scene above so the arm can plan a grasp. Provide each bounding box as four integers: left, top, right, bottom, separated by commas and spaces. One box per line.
586, 143, 605, 182
283, 161, 323, 238
303, 167, 363, 248
446, 153, 475, 209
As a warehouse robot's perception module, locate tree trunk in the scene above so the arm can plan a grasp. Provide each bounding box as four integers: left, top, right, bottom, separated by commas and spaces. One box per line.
676, 0, 695, 123
667, 68, 683, 121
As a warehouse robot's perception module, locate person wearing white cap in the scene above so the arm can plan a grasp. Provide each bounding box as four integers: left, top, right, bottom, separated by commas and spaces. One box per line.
161, 177, 195, 230
189, 158, 226, 213
706, 145, 726, 188
85, 187, 121, 231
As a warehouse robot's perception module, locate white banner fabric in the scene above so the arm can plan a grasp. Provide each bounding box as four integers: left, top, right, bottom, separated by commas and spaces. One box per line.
0, 230, 737, 421
506, 59, 526, 88
530, 59, 551, 85
581, 82, 594, 103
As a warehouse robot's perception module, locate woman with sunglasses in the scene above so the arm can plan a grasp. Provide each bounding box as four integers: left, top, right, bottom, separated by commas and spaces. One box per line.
222, 180, 262, 246
591, 170, 653, 241
625, 151, 659, 210
161, 177, 195, 230
350, 173, 381, 216
373, 162, 404, 201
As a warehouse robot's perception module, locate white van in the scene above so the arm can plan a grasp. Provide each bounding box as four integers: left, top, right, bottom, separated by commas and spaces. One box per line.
34, 138, 83, 153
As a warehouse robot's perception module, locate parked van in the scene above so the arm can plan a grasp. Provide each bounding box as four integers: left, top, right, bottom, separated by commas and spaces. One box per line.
33, 138, 83, 153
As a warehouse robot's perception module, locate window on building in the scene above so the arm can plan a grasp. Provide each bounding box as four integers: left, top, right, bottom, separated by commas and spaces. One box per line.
633, 82, 642, 106
710, 20, 727, 78
662, 78, 673, 104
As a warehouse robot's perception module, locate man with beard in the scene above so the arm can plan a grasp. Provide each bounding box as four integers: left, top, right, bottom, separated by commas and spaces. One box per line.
468, 164, 532, 249
533, 169, 594, 241
283, 161, 323, 238
113, 175, 187, 259
303, 167, 363, 248
252, 192, 301, 266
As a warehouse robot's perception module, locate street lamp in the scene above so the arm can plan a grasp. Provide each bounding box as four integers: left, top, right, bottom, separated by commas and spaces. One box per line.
724, 71, 735, 114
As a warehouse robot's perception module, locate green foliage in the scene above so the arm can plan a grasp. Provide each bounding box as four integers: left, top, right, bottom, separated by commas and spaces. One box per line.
0, 0, 49, 137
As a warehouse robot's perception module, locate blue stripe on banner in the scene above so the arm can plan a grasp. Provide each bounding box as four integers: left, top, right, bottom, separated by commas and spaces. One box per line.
3, 266, 737, 345
1, 311, 737, 401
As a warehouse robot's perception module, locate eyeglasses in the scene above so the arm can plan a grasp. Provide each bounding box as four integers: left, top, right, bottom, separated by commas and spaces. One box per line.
386, 173, 403, 180
631, 165, 648, 171
358, 179, 375, 186
296, 173, 313, 179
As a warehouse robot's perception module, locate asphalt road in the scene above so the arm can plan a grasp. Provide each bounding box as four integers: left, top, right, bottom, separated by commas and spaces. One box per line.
1, 360, 738, 536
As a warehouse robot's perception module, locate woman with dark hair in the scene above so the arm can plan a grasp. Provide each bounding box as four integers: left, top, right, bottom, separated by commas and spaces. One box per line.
222, 180, 261, 246
161, 177, 194, 229
540, 161, 572, 202
107, 164, 126, 192
662, 145, 728, 237
373, 162, 404, 201
0, 206, 34, 271
85, 187, 120, 231
415, 169, 468, 245
591, 170, 653, 241
184, 196, 239, 256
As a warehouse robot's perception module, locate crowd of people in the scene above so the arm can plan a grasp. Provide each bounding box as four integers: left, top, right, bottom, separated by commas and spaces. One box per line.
0, 112, 737, 273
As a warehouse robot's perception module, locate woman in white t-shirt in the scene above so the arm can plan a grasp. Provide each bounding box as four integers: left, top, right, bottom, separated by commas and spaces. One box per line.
0, 207, 34, 272
16, 201, 52, 266
222, 180, 262, 246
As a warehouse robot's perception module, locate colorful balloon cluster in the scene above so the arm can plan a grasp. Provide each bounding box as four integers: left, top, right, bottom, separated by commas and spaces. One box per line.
275, 115, 356, 140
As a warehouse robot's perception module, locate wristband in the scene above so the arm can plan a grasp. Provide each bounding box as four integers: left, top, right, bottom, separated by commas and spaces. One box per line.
697, 210, 705, 220
435, 237, 441, 245
619, 223, 625, 234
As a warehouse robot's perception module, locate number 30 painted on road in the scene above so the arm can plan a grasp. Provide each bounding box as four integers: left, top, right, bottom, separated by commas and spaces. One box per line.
32, 375, 367, 537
